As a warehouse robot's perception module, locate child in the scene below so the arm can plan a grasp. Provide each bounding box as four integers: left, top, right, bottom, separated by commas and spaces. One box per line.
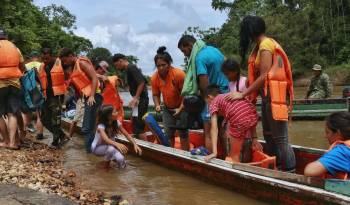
304, 112, 350, 178
221, 59, 247, 93
91, 105, 142, 168
204, 85, 262, 163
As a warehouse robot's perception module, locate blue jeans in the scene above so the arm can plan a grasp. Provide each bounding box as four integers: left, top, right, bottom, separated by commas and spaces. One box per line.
261, 96, 296, 171
82, 93, 103, 152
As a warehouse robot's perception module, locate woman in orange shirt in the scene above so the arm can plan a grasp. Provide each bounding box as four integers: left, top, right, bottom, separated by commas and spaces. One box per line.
151, 46, 189, 150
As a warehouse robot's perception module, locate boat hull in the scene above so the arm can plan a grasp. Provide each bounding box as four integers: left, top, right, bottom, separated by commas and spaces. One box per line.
61, 118, 350, 205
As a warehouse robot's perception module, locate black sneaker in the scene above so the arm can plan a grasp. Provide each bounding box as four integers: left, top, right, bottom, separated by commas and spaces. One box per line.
50, 139, 60, 149
36, 134, 44, 140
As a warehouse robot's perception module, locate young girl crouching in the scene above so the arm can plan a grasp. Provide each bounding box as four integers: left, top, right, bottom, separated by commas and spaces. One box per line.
91, 105, 142, 168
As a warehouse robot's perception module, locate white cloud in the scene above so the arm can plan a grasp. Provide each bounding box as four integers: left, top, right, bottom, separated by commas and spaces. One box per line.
34, 0, 227, 75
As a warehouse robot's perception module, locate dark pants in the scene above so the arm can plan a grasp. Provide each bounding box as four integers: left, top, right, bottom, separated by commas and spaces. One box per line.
132, 97, 149, 136
82, 93, 103, 152
41, 96, 65, 144
261, 96, 296, 171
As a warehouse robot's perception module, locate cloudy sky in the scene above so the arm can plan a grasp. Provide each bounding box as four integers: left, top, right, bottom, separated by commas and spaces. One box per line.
34, 0, 228, 75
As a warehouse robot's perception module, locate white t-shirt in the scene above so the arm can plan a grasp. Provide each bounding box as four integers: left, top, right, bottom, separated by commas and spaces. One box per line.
91, 122, 121, 151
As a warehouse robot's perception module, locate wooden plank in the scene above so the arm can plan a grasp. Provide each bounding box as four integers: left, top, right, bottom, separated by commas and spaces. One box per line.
229, 163, 324, 188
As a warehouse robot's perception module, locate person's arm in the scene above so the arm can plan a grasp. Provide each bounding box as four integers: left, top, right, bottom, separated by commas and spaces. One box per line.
198, 75, 209, 98
226, 50, 272, 100
304, 161, 327, 177
96, 74, 108, 82
305, 80, 312, 99
153, 95, 161, 112
80, 61, 98, 106
323, 75, 332, 98
151, 75, 161, 112
98, 127, 128, 154
251, 126, 263, 151
119, 125, 142, 155
204, 114, 218, 162
129, 66, 146, 108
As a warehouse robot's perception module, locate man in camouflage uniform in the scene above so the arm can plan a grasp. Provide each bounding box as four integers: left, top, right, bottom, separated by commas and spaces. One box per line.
306, 64, 333, 99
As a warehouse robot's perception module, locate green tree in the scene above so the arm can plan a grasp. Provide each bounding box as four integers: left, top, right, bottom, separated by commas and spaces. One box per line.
0, 0, 92, 57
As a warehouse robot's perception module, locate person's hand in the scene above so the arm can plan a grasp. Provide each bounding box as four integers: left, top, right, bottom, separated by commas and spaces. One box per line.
155, 105, 161, 112
252, 138, 263, 151
128, 97, 139, 108
100, 75, 108, 82
115, 142, 128, 154
224, 91, 244, 101
133, 144, 142, 155
173, 108, 182, 118
204, 153, 217, 163
87, 95, 96, 106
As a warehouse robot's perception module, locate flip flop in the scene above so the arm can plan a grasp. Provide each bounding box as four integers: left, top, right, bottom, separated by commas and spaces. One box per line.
7, 145, 20, 150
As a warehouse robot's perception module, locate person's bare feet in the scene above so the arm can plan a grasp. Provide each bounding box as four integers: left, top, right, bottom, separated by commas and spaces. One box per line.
0, 142, 9, 148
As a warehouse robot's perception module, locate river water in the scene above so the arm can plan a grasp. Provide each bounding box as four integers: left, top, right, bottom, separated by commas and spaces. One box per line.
61, 86, 345, 204
62, 137, 266, 205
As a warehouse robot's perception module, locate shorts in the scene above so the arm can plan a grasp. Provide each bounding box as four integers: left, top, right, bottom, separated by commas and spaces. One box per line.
73, 98, 85, 123
0, 86, 21, 116
132, 97, 149, 135
200, 103, 211, 122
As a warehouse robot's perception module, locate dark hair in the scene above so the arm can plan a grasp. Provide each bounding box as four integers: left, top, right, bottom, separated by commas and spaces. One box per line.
59, 48, 75, 58
221, 59, 241, 91
154, 46, 173, 65
326, 112, 350, 140
178, 35, 196, 48
239, 16, 266, 67
205, 84, 221, 97
41, 48, 53, 55
98, 105, 120, 136
112, 53, 126, 63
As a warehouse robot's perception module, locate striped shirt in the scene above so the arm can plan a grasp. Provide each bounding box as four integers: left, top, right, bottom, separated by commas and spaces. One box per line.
209, 94, 258, 138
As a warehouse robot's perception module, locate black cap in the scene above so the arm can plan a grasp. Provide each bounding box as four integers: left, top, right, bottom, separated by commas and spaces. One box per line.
0, 27, 7, 39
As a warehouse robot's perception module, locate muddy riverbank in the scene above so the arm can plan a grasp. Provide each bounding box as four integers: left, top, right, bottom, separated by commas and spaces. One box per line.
0, 136, 127, 205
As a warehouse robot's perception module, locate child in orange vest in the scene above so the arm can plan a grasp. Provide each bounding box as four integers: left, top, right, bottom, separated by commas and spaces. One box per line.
304, 112, 350, 178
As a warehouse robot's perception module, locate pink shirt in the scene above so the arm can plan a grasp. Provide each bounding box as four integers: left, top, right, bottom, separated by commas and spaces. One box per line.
229, 76, 247, 93
209, 94, 258, 138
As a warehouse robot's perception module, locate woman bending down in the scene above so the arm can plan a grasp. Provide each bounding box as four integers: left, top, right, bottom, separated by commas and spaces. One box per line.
91, 105, 142, 168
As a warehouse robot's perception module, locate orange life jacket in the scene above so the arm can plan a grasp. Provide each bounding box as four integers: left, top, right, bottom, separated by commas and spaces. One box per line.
102, 76, 124, 122
323, 140, 350, 180
69, 57, 98, 97
0, 40, 22, 79
39, 58, 67, 97
248, 39, 294, 121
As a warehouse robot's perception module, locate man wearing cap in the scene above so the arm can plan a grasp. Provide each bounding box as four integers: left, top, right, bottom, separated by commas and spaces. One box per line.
97, 61, 125, 123
0, 27, 24, 149
306, 64, 333, 99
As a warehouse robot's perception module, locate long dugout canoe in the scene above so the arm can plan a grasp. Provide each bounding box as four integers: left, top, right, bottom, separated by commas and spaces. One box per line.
61, 118, 350, 205
123, 98, 350, 121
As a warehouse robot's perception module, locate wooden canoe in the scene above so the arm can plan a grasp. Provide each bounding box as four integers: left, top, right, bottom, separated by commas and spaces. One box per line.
61, 118, 350, 205
123, 98, 350, 121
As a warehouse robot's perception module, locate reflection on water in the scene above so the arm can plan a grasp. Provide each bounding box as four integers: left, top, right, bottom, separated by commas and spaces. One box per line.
62, 137, 266, 205
257, 120, 329, 149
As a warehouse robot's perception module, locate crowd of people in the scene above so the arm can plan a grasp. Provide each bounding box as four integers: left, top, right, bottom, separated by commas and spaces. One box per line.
0, 15, 349, 179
